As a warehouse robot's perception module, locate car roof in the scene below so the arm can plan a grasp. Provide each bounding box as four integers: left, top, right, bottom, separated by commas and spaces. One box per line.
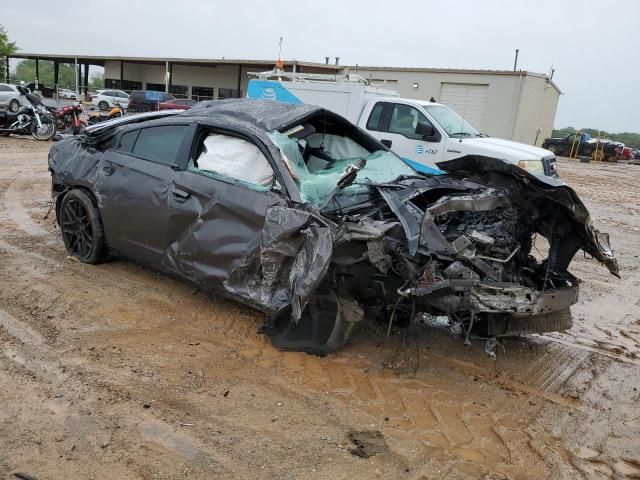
180, 98, 322, 132
88, 100, 327, 146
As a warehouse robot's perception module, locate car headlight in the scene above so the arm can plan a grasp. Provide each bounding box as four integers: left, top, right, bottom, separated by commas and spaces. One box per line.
518, 160, 545, 174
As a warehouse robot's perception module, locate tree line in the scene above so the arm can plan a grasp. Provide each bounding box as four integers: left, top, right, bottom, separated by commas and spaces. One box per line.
552, 127, 640, 150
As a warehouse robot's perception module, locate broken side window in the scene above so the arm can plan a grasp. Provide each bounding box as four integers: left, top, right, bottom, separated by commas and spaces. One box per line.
268, 131, 414, 207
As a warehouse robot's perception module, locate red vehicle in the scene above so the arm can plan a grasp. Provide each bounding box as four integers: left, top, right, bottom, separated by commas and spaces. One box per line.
157, 98, 197, 110
55, 103, 86, 134
621, 146, 633, 160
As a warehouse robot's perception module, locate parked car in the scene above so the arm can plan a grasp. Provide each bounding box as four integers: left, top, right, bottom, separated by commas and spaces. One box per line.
0, 83, 24, 112
58, 88, 78, 100
91, 90, 130, 110
47, 100, 618, 355
542, 132, 622, 161
128, 90, 175, 112
158, 98, 197, 110
620, 146, 633, 160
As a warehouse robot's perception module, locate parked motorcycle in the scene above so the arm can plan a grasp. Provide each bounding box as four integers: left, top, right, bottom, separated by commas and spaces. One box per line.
55, 102, 86, 134
0, 86, 57, 141
87, 103, 125, 125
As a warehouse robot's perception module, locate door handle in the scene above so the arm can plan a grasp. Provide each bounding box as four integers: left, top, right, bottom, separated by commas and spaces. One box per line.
381, 139, 392, 148
446, 149, 462, 154
102, 165, 115, 176
172, 189, 190, 202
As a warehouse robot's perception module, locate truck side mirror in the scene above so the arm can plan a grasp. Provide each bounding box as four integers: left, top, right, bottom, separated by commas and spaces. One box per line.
415, 121, 434, 137
415, 121, 440, 142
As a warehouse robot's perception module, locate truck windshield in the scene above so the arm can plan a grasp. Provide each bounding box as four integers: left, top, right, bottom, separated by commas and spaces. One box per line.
423, 104, 480, 137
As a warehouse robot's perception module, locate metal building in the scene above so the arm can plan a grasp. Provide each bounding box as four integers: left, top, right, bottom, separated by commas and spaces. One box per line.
6, 53, 560, 146
352, 66, 561, 145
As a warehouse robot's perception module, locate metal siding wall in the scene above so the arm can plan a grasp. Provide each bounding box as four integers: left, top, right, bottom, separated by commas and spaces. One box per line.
439, 83, 489, 130
353, 69, 520, 139
512, 76, 560, 145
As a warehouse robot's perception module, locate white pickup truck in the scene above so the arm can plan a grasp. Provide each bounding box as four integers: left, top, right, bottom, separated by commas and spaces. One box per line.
247, 72, 557, 177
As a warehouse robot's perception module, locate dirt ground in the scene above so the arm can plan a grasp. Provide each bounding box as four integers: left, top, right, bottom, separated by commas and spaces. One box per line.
0, 138, 639, 480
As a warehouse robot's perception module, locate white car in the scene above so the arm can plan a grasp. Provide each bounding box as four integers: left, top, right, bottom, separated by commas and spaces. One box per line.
0, 83, 24, 112
58, 89, 78, 100
91, 89, 129, 110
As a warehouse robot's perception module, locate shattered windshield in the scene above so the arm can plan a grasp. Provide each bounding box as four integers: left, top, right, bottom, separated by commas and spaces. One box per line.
268, 131, 415, 207
423, 104, 480, 137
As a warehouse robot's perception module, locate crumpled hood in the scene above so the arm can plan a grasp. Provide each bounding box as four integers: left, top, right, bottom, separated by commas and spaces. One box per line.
455, 136, 554, 161
435, 155, 619, 277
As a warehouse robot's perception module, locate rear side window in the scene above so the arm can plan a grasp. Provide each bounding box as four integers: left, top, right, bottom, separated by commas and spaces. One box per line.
118, 130, 139, 152
131, 125, 189, 166
366, 102, 385, 131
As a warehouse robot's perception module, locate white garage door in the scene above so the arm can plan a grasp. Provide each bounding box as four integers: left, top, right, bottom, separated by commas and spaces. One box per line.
439, 83, 488, 131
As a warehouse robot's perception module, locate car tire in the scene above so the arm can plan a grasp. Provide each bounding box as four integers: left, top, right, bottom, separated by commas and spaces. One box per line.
547, 144, 557, 154
606, 154, 617, 163
9, 99, 20, 113
59, 189, 105, 264
591, 150, 604, 162
504, 308, 573, 336
98, 100, 109, 111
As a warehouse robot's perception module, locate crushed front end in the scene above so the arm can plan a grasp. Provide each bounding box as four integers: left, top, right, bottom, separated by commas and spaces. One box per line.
258, 155, 618, 355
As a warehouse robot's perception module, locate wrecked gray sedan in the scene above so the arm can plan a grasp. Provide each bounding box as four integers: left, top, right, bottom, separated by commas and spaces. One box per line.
48, 99, 619, 355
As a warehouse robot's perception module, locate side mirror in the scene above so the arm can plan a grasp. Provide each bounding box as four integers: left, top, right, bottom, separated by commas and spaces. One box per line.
415, 121, 434, 137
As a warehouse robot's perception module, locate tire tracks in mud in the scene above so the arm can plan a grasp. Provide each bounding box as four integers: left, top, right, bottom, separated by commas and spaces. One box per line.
1, 142, 639, 479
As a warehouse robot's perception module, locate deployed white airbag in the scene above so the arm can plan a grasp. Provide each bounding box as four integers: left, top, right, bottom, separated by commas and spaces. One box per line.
197, 134, 274, 186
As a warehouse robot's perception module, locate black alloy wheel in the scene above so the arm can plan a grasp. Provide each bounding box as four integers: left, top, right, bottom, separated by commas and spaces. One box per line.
59, 189, 105, 263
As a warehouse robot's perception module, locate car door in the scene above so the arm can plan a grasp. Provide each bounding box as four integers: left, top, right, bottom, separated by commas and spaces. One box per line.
0, 84, 10, 107
168, 128, 289, 291
95, 123, 194, 266
378, 102, 444, 172
116, 91, 129, 107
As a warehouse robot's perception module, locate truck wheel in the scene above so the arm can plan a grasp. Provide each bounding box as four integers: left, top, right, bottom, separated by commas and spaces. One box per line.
547, 145, 557, 154
59, 189, 105, 264
592, 150, 605, 162
606, 155, 617, 163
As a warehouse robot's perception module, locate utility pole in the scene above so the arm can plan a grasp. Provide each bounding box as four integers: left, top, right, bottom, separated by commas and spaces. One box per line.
513, 49, 519, 71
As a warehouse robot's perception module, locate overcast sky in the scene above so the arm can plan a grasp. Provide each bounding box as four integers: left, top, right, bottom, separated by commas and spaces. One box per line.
3, 0, 639, 132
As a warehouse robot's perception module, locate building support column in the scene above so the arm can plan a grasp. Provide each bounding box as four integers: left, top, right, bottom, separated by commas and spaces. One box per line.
74, 58, 79, 98
236, 64, 242, 98
165, 61, 170, 93
53, 61, 59, 87
83, 63, 89, 98
120, 60, 124, 89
